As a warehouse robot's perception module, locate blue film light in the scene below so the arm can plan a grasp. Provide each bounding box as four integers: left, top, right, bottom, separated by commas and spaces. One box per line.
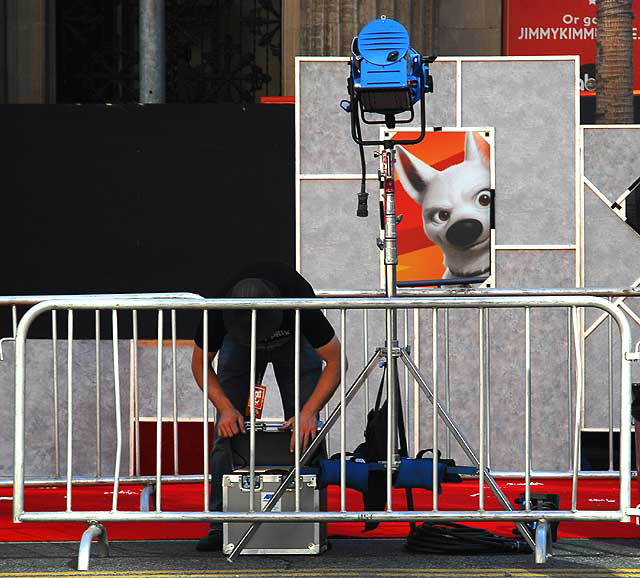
350, 16, 432, 116
341, 16, 435, 217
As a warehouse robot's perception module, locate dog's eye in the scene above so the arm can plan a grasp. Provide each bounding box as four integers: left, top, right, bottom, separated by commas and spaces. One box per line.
477, 192, 491, 207
437, 210, 450, 222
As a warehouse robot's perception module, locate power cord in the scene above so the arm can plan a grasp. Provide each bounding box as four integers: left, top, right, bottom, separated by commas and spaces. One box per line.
405, 522, 531, 555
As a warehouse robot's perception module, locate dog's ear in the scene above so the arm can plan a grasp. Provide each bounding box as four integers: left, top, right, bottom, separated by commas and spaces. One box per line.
465, 132, 490, 167
396, 146, 438, 204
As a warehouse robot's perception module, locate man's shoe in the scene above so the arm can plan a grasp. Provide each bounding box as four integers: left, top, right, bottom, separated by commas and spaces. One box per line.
196, 529, 223, 552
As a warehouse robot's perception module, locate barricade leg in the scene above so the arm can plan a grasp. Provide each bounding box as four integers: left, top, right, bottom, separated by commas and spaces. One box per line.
534, 519, 550, 564
140, 483, 156, 512
77, 521, 109, 571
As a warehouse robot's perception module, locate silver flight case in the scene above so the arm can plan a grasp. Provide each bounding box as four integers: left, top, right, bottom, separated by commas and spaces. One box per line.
222, 472, 327, 555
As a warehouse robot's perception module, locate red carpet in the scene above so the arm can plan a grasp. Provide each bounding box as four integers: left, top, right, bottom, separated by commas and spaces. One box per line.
2, 478, 639, 542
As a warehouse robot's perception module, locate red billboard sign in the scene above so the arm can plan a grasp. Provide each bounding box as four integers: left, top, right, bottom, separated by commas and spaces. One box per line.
503, 0, 640, 92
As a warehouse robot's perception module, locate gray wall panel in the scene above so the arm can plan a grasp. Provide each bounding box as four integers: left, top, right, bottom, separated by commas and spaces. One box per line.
584, 183, 640, 288
19, 340, 131, 479
299, 60, 378, 175
136, 345, 202, 419
584, 127, 640, 202
405, 60, 457, 129
495, 250, 575, 289
581, 128, 640, 431
584, 322, 621, 431
0, 343, 14, 477
298, 58, 581, 473
462, 60, 576, 246
299, 180, 381, 291
426, 60, 457, 128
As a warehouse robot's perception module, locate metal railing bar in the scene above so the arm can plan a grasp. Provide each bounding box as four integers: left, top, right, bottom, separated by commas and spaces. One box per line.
571, 306, 583, 511
363, 309, 369, 419
567, 309, 573, 468
17, 509, 625, 523
315, 288, 640, 298
52, 311, 60, 479
444, 309, 451, 458
155, 310, 163, 511
340, 308, 347, 512
322, 308, 331, 457
18, 295, 634, 313
294, 310, 301, 511
413, 309, 420, 454
66, 310, 73, 512
608, 301, 614, 472
112, 310, 122, 511
133, 310, 140, 478
249, 310, 257, 513
403, 308, 409, 446
432, 308, 439, 512
4, 468, 632, 490
95, 311, 101, 478
485, 309, 492, 470
524, 307, 531, 511
202, 311, 209, 511
478, 308, 485, 512
0, 292, 203, 306
171, 310, 179, 475
386, 307, 394, 511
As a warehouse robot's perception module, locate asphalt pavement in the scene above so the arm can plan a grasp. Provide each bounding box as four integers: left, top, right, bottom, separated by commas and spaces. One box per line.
0, 538, 640, 577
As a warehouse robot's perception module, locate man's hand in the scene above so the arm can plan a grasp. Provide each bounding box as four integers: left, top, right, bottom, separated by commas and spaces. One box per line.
216, 407, 245, 438
280, 411, 318, 454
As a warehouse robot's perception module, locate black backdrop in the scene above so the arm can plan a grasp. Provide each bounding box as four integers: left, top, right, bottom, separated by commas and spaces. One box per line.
0, 104, 295, 338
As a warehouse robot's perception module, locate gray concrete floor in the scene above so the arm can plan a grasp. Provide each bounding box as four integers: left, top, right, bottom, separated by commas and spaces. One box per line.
0, 538, 639, 577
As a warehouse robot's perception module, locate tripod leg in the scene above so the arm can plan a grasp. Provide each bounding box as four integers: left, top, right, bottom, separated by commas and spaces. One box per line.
389, 357, 416, 531
226, 349, 384, 562
399, 348, 535, 550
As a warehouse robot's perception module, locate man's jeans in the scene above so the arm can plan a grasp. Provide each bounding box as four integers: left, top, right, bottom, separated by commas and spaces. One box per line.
208, 334, 323, 529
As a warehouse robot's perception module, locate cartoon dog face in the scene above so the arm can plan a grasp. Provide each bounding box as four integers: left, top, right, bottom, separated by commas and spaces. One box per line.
396, 132, 491, 279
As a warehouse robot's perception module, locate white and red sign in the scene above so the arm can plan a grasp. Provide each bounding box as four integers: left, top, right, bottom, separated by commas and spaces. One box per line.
503, 0, 640, 92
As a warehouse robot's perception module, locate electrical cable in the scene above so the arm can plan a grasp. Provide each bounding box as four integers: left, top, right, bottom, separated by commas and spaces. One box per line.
354, 96, 369, 218
405, 522, 531, 555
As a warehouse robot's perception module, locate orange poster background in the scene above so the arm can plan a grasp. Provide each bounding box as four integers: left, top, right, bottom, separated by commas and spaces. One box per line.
391, 131, 476, 283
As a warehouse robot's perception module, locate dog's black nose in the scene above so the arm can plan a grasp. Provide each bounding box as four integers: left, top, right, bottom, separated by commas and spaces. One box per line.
446, 219, 483, 248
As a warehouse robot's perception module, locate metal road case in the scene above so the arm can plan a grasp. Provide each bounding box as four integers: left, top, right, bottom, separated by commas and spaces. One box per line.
222, 473, 327, 555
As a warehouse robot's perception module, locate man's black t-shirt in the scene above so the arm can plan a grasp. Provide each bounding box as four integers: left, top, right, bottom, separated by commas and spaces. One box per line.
194, 261, 335, 352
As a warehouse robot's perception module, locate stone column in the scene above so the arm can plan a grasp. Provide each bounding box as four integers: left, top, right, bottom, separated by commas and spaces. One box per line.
139, 0, 166, 103
435, 0, 502, 56
0, 0, 6, 103
6, 0, 48, 103
282, 0, 436, 95
282, 0, 301, 96
299, 0, 435, 57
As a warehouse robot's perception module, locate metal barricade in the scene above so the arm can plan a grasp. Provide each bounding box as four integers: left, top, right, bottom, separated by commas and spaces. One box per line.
0, 293, 201, 488
10, 293, 636, 569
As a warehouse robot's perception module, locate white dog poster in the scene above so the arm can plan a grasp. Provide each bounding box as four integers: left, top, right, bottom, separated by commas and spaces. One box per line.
390, 129, 494, 285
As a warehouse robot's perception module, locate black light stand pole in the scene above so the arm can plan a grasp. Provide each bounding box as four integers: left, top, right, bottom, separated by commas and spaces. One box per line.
381, 142, 400, 505
381, 140, 418, 520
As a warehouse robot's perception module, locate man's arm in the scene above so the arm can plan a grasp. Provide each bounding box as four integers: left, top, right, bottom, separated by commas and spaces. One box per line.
191, 344, 245, 438
281, 335, 344, 452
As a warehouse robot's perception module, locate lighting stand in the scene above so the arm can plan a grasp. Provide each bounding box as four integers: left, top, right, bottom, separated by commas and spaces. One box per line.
227, 139, 536, 561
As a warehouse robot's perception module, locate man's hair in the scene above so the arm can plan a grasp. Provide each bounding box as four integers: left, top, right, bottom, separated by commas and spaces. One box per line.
222, 278, 283, 345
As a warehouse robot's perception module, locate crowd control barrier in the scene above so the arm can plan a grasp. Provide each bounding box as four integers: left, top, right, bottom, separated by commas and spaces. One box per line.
10, 293, 638, 570
0, 293, 202, 491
